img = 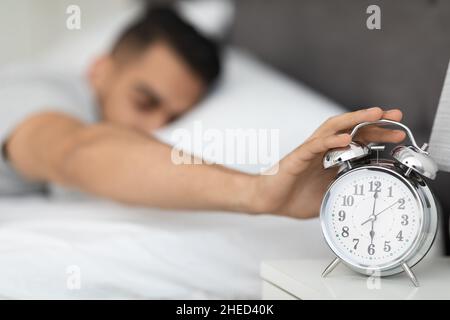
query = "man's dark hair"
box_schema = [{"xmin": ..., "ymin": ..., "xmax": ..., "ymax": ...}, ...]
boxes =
[{"xmin": 112, "ymin": 5, "xmax": 221, "ymax": 86}]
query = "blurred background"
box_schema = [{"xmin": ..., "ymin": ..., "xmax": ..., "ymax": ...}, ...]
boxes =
[
  {"xmin": 1, "ymin": 0, "xmax": 450, "ymax": 252},
  {"xmin": 2, "ymin": 0, "xmax": 450, "ymax": 133},
  {"xmin": 0, "ymin": 0, "xmax": 136, "ymax": 66}
]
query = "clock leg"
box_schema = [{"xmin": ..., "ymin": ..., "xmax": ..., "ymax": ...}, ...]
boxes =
[
  {"xmin": 401, "ymin": 262, "xmax": 420, "ymax": 287},
  {"xmin": 321, "ymin": 257, "xmax": 341, "ymax": 278}
]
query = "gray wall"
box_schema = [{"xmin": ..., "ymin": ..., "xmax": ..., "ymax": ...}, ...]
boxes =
[{"xmin": 231, "ymin": 0, "xmax": 450, "ymax": 139}]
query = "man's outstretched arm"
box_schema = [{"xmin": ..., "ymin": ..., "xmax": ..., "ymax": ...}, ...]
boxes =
[
  {"xmin": 5, "ymin": 112, "xmax": 254, "ymax": 212},
  {"xmin": 5, "ymin": 108, "xmax": 406, "ymax": 218}
]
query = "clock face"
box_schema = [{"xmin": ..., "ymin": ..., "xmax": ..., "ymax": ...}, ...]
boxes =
[{"xmin": 321, "ymin": 167, "xmax": 423, "ymax": 270}]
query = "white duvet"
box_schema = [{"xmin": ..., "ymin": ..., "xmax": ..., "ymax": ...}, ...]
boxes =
[{"xmin": 0, "ymin": 197, "xmax": 334, "ymax": 299}]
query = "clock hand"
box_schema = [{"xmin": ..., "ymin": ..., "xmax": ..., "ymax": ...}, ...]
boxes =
[
  {"xmin": 369, "ymin": 192, "xmax": 378, "ymax": 244},
  {"xmin": 370, "ymin": 221, "xmax": 375, "ymax": 244},
  {"xmin": 371, "ymin": 191, "xmax": 378, "ymax": 215},
  {"xmin": 361, "ymin": 198, "xmax": 401, "ymax": 226},
  {"xmin": 361, "ymin": 216, "xmax": 373, "ymax": 226},
  {"xmin": 373, "ymin": 199, "xmax": 401, "ymax": 218}
]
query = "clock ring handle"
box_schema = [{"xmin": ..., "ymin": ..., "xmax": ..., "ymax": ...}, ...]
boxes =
[{"xmin": 350, "ymin": 119, "xmax": 427, "ymax": 153}]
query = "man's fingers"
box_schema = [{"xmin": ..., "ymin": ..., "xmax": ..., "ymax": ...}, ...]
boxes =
[
  {"xmin": 353, "ymin": 108, "xmax": 404, "ymax": 143},
  {"xmin": 356, "ymin": 128, "xmax": 406, "ymax": 144},
  {"xmin": 316, "ymin": 107, "xmax": 384, "ymax": 136},
  {"xmin": 313, "ymin": 108, "xmax": 404, "ymax": 138},
  {"xmin": 382, "ymin": 109, "xmax": 403, "ymax": 122},
  {"xmin": 283, "ymin": 108, "xmax": 405, "ymax": 175},
  {"xmin": 302, "ymin": 134, "xmax": 351, "ymax": 158},
  {"xmin": 283, "ymin": 134, "xmax": 351, "ymax": 174}
]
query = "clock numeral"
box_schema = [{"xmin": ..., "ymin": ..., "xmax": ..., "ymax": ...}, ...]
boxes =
[
  {"xmin": 396, "ymin": 230, "xmax": 404, "ymax": 241},
  {"xmin": 352, "ymin": 238, "xmax": 359, "ymax": 250},
  {"xmin": 341, "ymin": 226, "xmax": 349, "ymax": 238},
  {"xmin": 401, "ymin": 214, "xmax": 409, "ymax": 226},
  {"xmin": 388, "ymin": 186, "xmax": 393, "ymax": 198},
  {"xmin": 369, "ymin": 181, "xmax": 382, "ymax": 193},
  {"xmin": 338, "ymin": 210, "xmax": 346, "ymax": 221},
  {"xmin": 342, "ymin": 195, "xmax": 354, "ymax": 207},
  {"xmin": 398, "ymin": 198, "xmax": 406, "ymax": 210},
  {"xmin": 384, "ymin": 241, "xmax": 391, "ymax": 252},
  {"xmin": 368, "ymin": 244, "xmax": 375, "ymax": 256},
  {"xmin": 353, "ymin": 184, "xmax": 364, "ymax": 196}
]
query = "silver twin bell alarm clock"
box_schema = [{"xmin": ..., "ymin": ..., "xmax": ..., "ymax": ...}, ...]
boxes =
[{"xmin": 320, "ymin": 119, "xmax": 439, "ymax": 287}]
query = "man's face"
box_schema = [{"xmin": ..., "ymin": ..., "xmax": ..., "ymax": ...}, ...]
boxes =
[{"xmin": 91, "ymin": 41, "xmax": 206, "ymax": 133}]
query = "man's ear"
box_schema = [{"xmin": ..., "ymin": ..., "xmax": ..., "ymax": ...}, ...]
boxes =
[{"xmin": 88, "ymin": 55, "xmax": 115, "ymax": 95}]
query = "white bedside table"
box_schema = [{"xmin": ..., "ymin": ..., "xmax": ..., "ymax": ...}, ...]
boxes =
[{"xmin": 260, "ymin": 257, "xmax": 450, "ymax": 300}]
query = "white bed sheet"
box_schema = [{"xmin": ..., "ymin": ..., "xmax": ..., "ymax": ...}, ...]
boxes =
[{"xmin": 0, "ymin": 197, "xmax": 332, "ymax": 299}]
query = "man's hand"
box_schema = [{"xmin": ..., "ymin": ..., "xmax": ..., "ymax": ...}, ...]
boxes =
[{"xmin": 250, "ymin": 107, "xmax": 405, "ymax": 218}]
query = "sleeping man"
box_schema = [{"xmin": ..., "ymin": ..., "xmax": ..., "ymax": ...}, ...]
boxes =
[{"xmin": 0, "ymin": 6, "xmax": 406, "ymax": 219}]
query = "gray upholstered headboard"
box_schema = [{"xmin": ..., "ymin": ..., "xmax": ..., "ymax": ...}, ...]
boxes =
[
  {"xmin": 230, "ymin": 0, "xmax": 450, "ymax": 138},
  {"xmin": 229, "ymin": 0, "xmax": 450, "ymax": 253}
]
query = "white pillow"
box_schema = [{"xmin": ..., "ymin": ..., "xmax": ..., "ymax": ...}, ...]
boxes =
[{"xmin": 155, "ymin": 48, "xmax": 344, "ymax": 174}]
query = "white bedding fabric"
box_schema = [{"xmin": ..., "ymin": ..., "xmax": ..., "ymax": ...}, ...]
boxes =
[
  {"xmin": 0, "ymin": 197, "xmax": 333, "ymax": 299},
  {"xmin": 0, "ymin": 196, "xmax": 442, "ymax": 299}
]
